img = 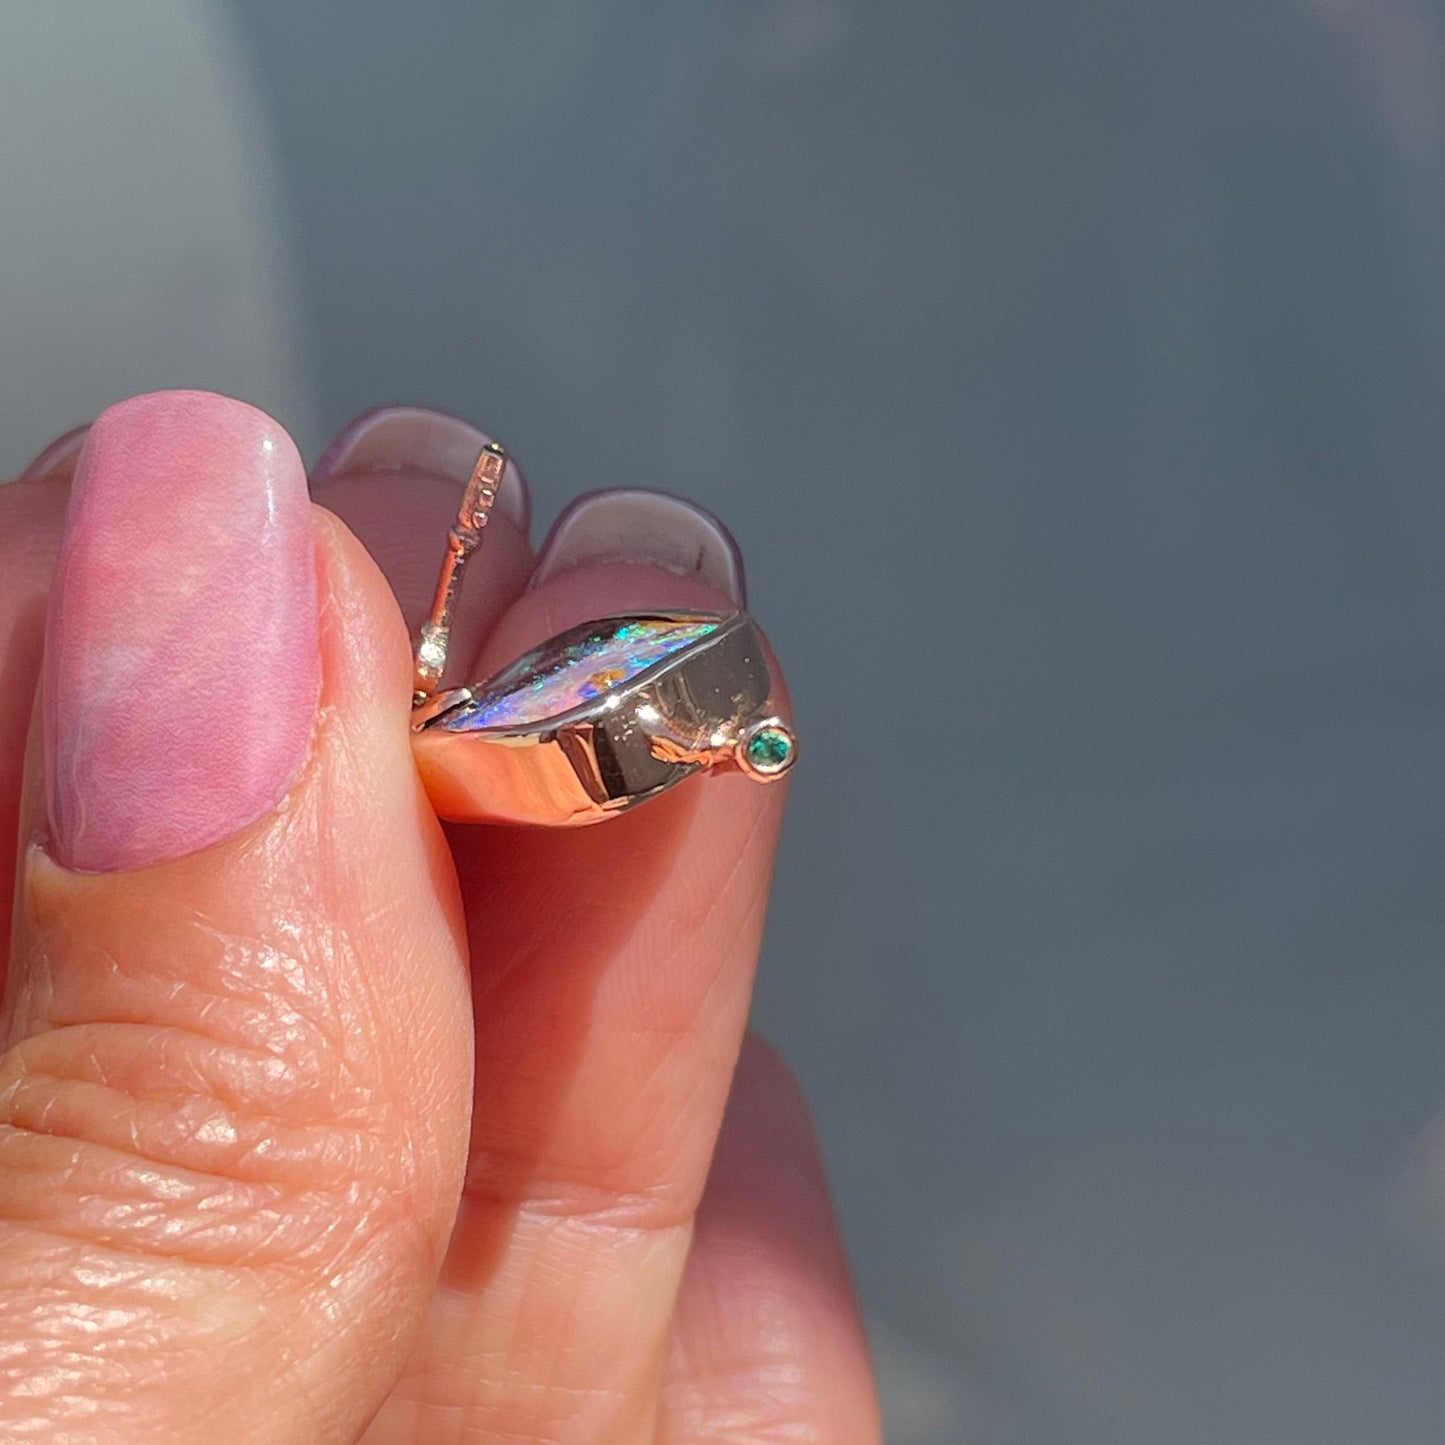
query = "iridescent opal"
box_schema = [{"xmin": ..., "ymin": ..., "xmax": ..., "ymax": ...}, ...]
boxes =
[{"xmin": 441, "ymin": 616, "xmax": 720, "ymax": 731}]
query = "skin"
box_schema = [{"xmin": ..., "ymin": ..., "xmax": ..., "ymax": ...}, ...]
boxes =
[{"xmin": 0, "ymin": 431, "xmax": 881, "ymax": 1443}]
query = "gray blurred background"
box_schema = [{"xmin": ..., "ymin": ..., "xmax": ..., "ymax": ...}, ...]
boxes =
[{"xmin": 5, "ymin": 2, "xmax": 1445, "ymax": 1440}]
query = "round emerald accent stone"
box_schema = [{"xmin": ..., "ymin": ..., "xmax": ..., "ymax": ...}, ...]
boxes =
[{"xmin": 744, "ymin": 726, "xmax": 793, "ymax": 772}]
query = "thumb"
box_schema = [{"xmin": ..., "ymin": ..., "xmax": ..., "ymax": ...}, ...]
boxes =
[{"xmin": 0, "ymin": 393, "xmax": 472, "ymax": 1443}]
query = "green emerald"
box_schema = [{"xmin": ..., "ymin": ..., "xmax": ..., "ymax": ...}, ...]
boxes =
[{"xmin": 745, "ymin": 727, "xmax": 792, "ymax": 770}]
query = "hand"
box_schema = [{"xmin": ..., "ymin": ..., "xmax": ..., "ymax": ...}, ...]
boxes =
[{"xmin": 0, "ymin": 393, "xmax": 880, "ymax": 1442}]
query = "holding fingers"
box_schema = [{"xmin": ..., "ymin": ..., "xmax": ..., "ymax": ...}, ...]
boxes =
[{"xmin": 0, "ymin": 393, "xmax": 878, "ymax": 1444}]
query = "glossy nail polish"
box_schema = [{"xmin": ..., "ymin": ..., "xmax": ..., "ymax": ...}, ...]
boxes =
[
  {"xmin": 44, "ymin": 391, "xmax": 318, "ymax": 872},
  {"xmin": 530, "ymin": 490, "xmax": 746, "ymax": 604}
]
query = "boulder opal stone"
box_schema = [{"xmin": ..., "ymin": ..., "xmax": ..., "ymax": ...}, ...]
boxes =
[{"xmin": 441, "ymin": 616, "xmax": 721, "ymax": 731}]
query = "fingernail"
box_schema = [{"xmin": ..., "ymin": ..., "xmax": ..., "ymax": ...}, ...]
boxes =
[
  {"xmin": 530, "ymin": 489, "xmax": 745, "ymax": 604},
  {"xmin": 19, "ymin": 424, "xmax": 90, "ymax": 481},
  {"xmin": 44, "ymin": 391, "xmax": 318, "ymax": 872},
  {"xmin": 311, "ymin": 404, "xmax": 530, "ymax": 531}
]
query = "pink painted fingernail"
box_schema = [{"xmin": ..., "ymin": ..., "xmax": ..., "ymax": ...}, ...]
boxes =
[
  {"xmin": 44, "ymin": 391, "xmax": 318, "ymax": 872},
  {"xmin": 19, "ymin": 424, "xmax": 90, "ymax": 481},
  {"xmin": 530, "ymin": 490, "xmax": 746, "ymax": 604},
  {"xmin": 311, "ymin": 404, "xmax": 530, "ymax": 531}
]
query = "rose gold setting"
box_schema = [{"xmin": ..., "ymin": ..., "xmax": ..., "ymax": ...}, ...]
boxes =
[{"xmin": 411, "ymin": 439, "xmax": 796, "ymax": 826}]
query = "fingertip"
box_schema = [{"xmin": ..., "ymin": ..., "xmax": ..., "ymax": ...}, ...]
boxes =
[{"xmin": 531, "ymin": 489, "xmax": 745, "ymax": 604}]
